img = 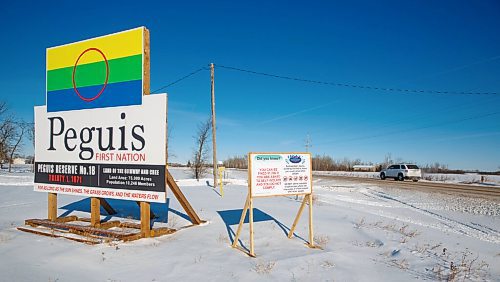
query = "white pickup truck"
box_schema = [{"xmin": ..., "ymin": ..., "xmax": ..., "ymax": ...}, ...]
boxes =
[{"xmin": 380, "ymin": 164, "xmax": 421, "ymax": 182}]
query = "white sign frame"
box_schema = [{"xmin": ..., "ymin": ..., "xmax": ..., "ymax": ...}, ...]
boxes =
[
  {"xmin": 34, "ymin": 94, "xmax": 167, "ymax": 203},
  {"xmin": 249, "ymin": 152, "xmax": 312, "ymax": 197}
]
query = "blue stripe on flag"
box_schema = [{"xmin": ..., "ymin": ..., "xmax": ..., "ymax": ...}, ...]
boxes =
[{"xmin": 47, "ymin": 80, "xmax": 143, "ymax": 112}]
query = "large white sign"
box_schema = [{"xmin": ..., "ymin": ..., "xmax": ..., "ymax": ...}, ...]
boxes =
[
  {"xmin": 34, "ymin": 94, "xmax": 167, "ymax": 203},
  {"xmin": 249, "ymin": 152, "xmax": 312, "ymax": 197}
]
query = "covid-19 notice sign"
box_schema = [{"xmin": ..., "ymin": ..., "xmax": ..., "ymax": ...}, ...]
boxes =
[{"xmin": 249, "ymin": 152, "xmax": 312, "ymax": 197}]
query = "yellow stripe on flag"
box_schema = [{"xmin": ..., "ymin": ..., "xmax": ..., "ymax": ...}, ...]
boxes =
[{"xmin": 47, "ymin": 27, "xmax": 143, "ymax": 71}]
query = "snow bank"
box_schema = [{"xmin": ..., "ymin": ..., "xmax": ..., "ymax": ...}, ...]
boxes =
[{"xmin": 0, "ymin": 167, "xmax": 498, "ymax": 281}]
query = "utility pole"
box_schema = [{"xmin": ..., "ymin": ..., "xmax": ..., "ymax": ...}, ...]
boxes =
[
  {"xmin": 305, "ymin": 134, "xmax": 312, "ymax": 152},
  {"xmin": 210, "ymin": 63, "xmax": 218, "ymax": 187}
]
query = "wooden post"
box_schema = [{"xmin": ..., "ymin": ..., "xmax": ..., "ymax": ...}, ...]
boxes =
[
  {"xmin": 141, "ymin": 27, "xmax": 152, "ymax": 238},
  {"xmin": 232, "ymin": 195, "xmax": 250, "ymax": 248},
  {"xmin": 210, "ymin": 63, "xmax": 218, "ymax": 187},
  {"xmin": 219, "ymin": 169, "xmax": 224, "ymax": 197},
  {"xmin": 48, "ymin": 193, "xmax": 57, "ymax": 221},
  {"xmin": 143, "ymin": 27, "xmax": 150, "ymax": 95},
  {"xmin": 249, "ymin": 196, "xmax": 255, "ymax": 257},
  {"xmin": 164, "ymin": 93, "xmax": 169, "ymax": 199},
  {"xmin": 140, "ymin": 201, "xmax": 151, "ymax": 238},
  {"xmin": 308, "ymin": 193, "xmax": 315, "ymax": 247},
  {"xmin": 288, "ymin": 195, "xmax": 308, "ymax": 238},
  {"xmin": 90, "ymin": 197, "xmax": 100, "ymax": 227}
]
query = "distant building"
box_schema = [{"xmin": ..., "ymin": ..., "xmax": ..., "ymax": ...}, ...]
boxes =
[
  {"xmin": 12, "ymin": 158, "xmax": 27, "ymax": 165},
  {"xmin": 353, "ymin": 165, "xmax": 376, "ymax": 172}
]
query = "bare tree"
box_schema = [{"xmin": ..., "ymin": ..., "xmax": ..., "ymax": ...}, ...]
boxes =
[
  {"xmin": 0, "ymin": 101, "xmax": 30, "ymax": 171},
  {"xmin": 8, "ymin": 122, "xmax": 29, "ymax": 172},
  {"xmin": 26, "ymin": 122, "xmax": 35, "ymax": 172},
  {"xmin": 0, "ymin": 101, "xmax": 10, "ymax": 165},
  {"xmin": 0, "ymin": 101, "xmax": 7, "ymax": 117},
  {"xmin": 191, "ymin": 118, "xmax": 211, "ymax": 181},
  {"xmin": 0, "ymin": 117, "xmax": 16, "ymax": 169},
  {"xmin": 166, "ymin": 126, "xmax": 177, "ymax": 165}
]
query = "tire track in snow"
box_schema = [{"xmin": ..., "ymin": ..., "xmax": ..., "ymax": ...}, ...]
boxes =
[{"xmin": 365, "ymin": 188, "xmax": 500, "ymax": 243}]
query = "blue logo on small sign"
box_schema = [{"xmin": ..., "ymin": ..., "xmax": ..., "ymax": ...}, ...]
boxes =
[{"xmin": 288, "ymin": 155, "xmax": 302, "ymax": 163}]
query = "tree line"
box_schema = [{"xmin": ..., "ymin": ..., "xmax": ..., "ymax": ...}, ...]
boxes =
[
  {"xmin": 219, "ymin": 153, "xmax": 499, "ymax": 174},
  {"xmin": 168, "ymin": 118, "xmax": 500, "ymax": 176},
  {"xmin": 221, "ymin": 154, "xmax": 375, "ymax": 171}
]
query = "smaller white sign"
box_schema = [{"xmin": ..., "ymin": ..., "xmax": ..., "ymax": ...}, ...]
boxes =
[{"xmin": 249, "ymin": 152, "xmax": 312, "ymax": 197}]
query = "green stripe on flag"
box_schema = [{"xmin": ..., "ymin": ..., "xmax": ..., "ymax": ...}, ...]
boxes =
[{"xmin": 47, "ymin": 54, "xmax": 142, "ymax": 91}]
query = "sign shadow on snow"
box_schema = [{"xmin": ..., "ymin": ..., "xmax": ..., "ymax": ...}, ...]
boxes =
[
  {"xmin": 217, "ymin": 208, "xmax": 307, "ymax": 251},
  {"xmin": 60, "ymin": 198, "xmax": 191, "ymax": 225}
]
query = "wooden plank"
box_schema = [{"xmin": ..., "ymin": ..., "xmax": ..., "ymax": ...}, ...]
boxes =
[
  {"xmin": 140, "ymin": 201, "xmax": 151, "ymax": 238},
  {"xmin": 99, "ymin": 220, "xmax": 121, "ymax": 229},
  {"xmin": 231, "ymin": 195, "xmax": 250, "ymax": 248},
  {"xmin": 288, "ymin": 196, "xmax": 308, "ymax": 238},
  {"xmin": 233, "ymin": 245, "xmax": 258, "ymax": 258},
  {"xmin": 120, "ymin": 222, "xmax": 142, "ymax": 229},
  {"xmin": 122, "ymin": 233, "xmax": 143, "ymax": 242},
  {"xmin": 249, "ymin": 196, "xmax": 255, "ymax": 257},
  {"xmin": 166, "ymin": 170, "xmax": 203, "ymax": 224},
  {"xmin": 55, "ymin": 216, "xmax": 78, "ymax": 223},
  {"xmin": 22, "ymin": 218, "xmax": 177, "ymax": 244},
  {"xmin": 48, "ymin": 193, "xmax": 57, "ymax": 221},
  {"xmin": 150, "ymin": 227, "xmax": 176, "ymax": 237},
  {"xmin": 17, "ymin": 227, "xmax": 99, "ymax": 245},
  {"xmin": 308, "ymin": 193, "xmax": 315, "ymax": 247},
  {"xmin": 24, "ymin": 219, "xmax": 137, "ymax": 238},
  {"xmin": 99, "ymin": 198, "xmax": 117, "ymax": 215},
  {"xmin": 143, "ymin": 27, "xmax": 150, "ymax": 95},
  {"xmin": 90, "ymin": 197, "xmax": 101, "ymax": 227},
  {"xmin": 135, "ymin": 201, "xmax": 156, "ymax": 219}
]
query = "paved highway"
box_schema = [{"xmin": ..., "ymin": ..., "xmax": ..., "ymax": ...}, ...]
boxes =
[{"xmin": 314, "ymin": 174, "xmax": 500, "ymax": 199}]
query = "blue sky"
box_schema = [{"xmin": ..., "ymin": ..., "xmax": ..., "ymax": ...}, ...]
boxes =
[{"xmin": 1, "ymin": 1, "xmax": 499, "ymax": 171}]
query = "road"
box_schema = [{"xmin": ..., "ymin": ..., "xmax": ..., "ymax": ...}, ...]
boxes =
[{"xmin": 314, "ymin": 174, "xmax": 500, "ymax": 199}]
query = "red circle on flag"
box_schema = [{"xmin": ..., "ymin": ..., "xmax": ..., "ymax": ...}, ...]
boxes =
[{"xmin": 72, "ymin": 48, "xmax": 109, "ymax": 102}]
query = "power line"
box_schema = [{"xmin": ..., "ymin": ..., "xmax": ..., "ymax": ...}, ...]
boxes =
[
  {"xmin": 151, "ymin": 67, "xmax": 208, "ymax": 94},
  {"xmin": 215, "ymin": 64, "xmax": 499, "ymax": 96}
]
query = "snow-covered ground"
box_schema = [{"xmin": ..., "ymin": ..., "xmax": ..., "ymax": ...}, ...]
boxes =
[{"xmin": 0, "ymin": 166, "xmax": 499, "ymax": 281}]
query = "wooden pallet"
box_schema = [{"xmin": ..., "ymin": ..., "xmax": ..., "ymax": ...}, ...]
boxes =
[{"xmin": 18, "ymin": 216, "xmax": 176, "ymax": 244}]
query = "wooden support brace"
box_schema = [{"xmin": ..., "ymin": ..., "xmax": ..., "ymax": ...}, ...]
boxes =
[
  {"xmin": 140, "ymin": 201, "xmax": 151, "ymax": 238},
  {"xmin": 48, "ymin": 193, "xmax": 57, "ymax": 221},
  {"xmin": 288, "ymin": 195, "xmax": 308, "ymax": 238},
  {"xmin": 166, "ymin": 170, "xmax": 203, "ymax": 224},
  {"xmin": 232, "ymin": 195, "xmax": 250, "ymax": 248},
  {"xmin": 99, "ymin": 198, "xmax": 117, "ymax": 215}
]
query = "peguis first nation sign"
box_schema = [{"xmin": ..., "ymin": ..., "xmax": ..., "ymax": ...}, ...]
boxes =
[{"xmin": 34, "ymin": 27, "xmax": 168, "ymax": 203}]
